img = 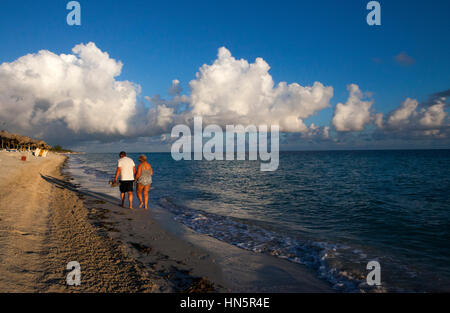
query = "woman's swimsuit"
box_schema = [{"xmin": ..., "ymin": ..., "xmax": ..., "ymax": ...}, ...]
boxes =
[{"xmin": 137, "ymin": 166, "xmax": 152, "ymax": 186}]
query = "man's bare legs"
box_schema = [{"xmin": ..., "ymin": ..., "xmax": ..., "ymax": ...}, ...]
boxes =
[
  {"xmin": 127, "ymin": 191, "xmax": 133, "ymax": 209},
  {"xmin": 143, "ymin": 185, "xmax": 150, "ymax": 210},
  {"xmin": 136, "ymin": 184, "xmax": 144, "ymax": 209},
  {"xmin": 120, "ymin": 192, "xmax": 134, "ymax": 209}
]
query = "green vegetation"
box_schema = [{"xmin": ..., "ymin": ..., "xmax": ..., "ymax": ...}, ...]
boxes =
[{"xmin": 50, "ymin": 144, "xmax": 74, "ymax": 153}]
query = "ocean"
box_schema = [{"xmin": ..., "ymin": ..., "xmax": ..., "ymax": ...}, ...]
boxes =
[{"xmin": 64, "ymin": 150, "xmax": 450, "ymax": 292}]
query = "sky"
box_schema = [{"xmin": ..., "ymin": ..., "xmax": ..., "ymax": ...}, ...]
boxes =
[{"xmin": 0, "ymin": 0, "xmax": 449, "ymax": 151}]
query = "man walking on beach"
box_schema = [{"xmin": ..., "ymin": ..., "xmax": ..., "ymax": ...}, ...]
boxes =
[{"xmin": 113, "ymin": 151, "xmax": 136, "ymax": 209}]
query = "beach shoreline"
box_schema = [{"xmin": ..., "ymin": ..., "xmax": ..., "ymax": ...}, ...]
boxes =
[
  {"xmin": 0, "ymin": 151, "xmax": 226, "ymax": 292},
  {"xmin": 0, "ymin": 151, "xmax": 333, "ymax": 293}
]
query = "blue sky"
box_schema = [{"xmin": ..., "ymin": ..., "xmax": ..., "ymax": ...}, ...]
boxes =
[{"xmin": 0, "ymin": 0, "xmax": 449, "ymax": 150}]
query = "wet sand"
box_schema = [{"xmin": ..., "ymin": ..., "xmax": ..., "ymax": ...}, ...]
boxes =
[{"xmin": 0, "ymin": 151, "xmax": 332, "ymax": 292}]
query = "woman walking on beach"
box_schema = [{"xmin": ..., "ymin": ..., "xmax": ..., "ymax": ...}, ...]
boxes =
[{"xmin": 135, "ymin": 154, "xmax": 153, "ymax": 210}]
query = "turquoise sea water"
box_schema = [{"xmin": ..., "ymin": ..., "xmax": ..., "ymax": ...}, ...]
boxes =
[{"xmin": 65, "ymin": 150, "xmax": 450, "ymax": 292}]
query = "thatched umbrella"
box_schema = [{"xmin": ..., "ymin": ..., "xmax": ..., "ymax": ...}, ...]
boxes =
[
  {"xmin": 13, "ymin": 134, "xmax": 33, "ymax": 150},
  {"xmin": 0, "ymin": 130, "xmax": 18, "ymax": 149},
  {"xmin": 0, "ymin": 130, "xmax": 50, "ymax": 150},
  {"xmin": 0, "ymin": 130, "xmax": 11, "ymax": 149}
]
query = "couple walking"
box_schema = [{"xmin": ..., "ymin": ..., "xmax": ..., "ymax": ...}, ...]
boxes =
[{"xmin": 113, "ymin": 151, "xmax": 153, "ymax": 210}]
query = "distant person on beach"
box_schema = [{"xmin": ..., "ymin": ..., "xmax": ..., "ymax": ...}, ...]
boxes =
[
  {"xmin": 135, "ymin": 154, "xmax": 153, "ymax": 210},
  {"xmin": 113, "ymin": 151, "xmax": 136, "ymax": 209}
]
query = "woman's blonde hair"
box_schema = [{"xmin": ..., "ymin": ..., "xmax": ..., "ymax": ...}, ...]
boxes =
[{"xmin": 138, "ymin": 154, "xmax": 147, "ymax": 162}]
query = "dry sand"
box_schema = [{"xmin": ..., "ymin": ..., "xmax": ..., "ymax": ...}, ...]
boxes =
[{"xmin": 0, "ymin": 150, "xmax": 332, "ymax": 293}]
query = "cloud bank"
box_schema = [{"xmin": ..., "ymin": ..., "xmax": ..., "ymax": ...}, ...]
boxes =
[
  {"xmin": 0, "ymin": 42, "xmax": 448, "ymax": 150},
  {"xmin": 375, "ymin": 96, "xmax": 448, "ymax": 138},
  {"xmin": 0, "ymin": 43, "xmax": 335, "ymax": 143}
]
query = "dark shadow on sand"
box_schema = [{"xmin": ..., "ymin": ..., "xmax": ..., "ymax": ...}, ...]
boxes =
[{"xmin": 40, "ymin": 174, "xmax": 120, "ymax": 206}]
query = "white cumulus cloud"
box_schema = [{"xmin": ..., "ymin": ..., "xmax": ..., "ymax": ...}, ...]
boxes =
[
  {"xmin": 332, "ymin": 84, "xmax": 373, "ymax": 131},
  {"xmin": 386, "ymin": 98, "xmax": 418, "ymax": 128},
  {"xmin": 0, "ymin": 42, "xmax": 139, "ymax": 137},
  {"xmin": 379, "ymin": 97, "xmax": 448, "ymax": 137},
  {"xmin": 419, "ymin": 100, "xmax": 446, "ymax": 128},
  {"xmin": 189, "ymin": 47, "xmax": 333, "ymax": 132}
]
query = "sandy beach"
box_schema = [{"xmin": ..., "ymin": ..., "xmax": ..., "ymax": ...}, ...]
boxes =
[{"xmin": 0, "ymin": 151, "xmax": 332, "ymax": 293}]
